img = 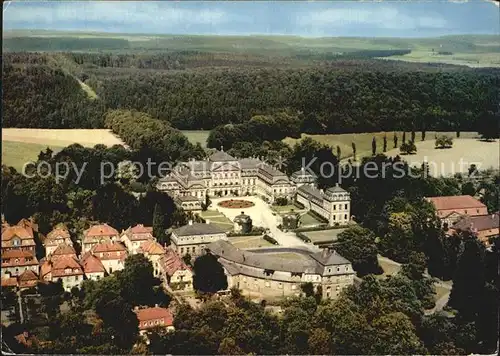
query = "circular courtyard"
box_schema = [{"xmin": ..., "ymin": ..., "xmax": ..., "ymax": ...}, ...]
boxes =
[{"xmin": 217, "ymin": 199, "xmax": 255, "ymax": 209}]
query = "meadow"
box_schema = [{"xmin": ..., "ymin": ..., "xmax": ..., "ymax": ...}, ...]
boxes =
[
  {"xmin": 180, "ymin": 130, "xmax": 210, "ymax": 148},
  {"xmin": 283, "ymin": 131, "xmax": 479, "ymax": 161},
  {"xmin": 2, "ymin": 128, "xmax": 127, "ymax": 171}
]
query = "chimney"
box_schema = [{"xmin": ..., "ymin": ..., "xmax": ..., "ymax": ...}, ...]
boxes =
[
  {"xmin": 155, "ymin": 303, "xmax": 159, "ymax": 308},
  {"xmin": 322, "ymin": 248, "xmax": 329, "ymax": 259},
  {"xmin": 220, "ymin": 145, "xmax": 224, "ymax": 152},
  {"xmin": 188, "ymin": 220, "xmax": 193, "ymax": 225},
  {"xmin": 335, "ymin": 183, "xmax": 339, "ymax": 187},
  {"xmin": 134, "ymin": 306, "xmax": 139, "ymax": 311},
  {"xmin": 206, "ymin": 219, "xmax": 210, "ymax": 224}
]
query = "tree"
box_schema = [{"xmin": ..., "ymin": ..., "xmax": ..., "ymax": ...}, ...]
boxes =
[
  {"xmin": 448, "ymin": 233, "xmax": 485, "ymax": 320},
  {"xmin": 461, "ymin": 181, "xmax": 476, "ymax": 196},
  {"xmin": 402, "ymin": 131, "xmax": 406, "ymax": 143},
  {"xmin": 383, "ymin": 135, "xmax": 387, "ymax": 152},
  {"xmin": 193, "ymin": 253, "xmax": 228, "ymax": 293},
  {"xmin": 371, "ymin": 312, "xmax": 426, "ymax": 355},
  {"xmin": 118, "ymin": 254, "xmax": 159, "ymax": 306},
  {"xmin": 335, "ymin": 225, "xmax": 382, "ymax": 276},
  {"xmin": 411, "ymin": 129, "xmax": 416, "ymax": 143},
  {"xmin": 421, "ymin": 127, "xmax": 426, "ymax": 141},
  {"xmin": 379, "ymin": 212, "xmax": 416, "ymax": 263},
  {"xmin": 435, "ymin": 135, "xmax": 453, "ymax": 149},
  {"xmin": 308, "ymin": 328, "xmax": 331, "ymax": 355},
  {"xmin": 456, "ymin": 129, "xmax": 461, "ymax": 138},
  {"xmin": 400, "ymin": 141, "xmax": 416, "ymax": 155},
  {"xmin": 182, "ymin": 252, "xmax": 192, "ymax": 266},
  {"xmin": 393, "ymin": 132, "xmax": 398, "ymax": 148},
  {"xmin": 152, "ymin": 203, "xmax": 167, "ymax": 244},
  {"xmin": 371, "ymin": 137, "xmax": 376, "ymax": 155},
  {"xmin": 351, "ymin": 142, "xmax": 357, "ymax": 161},
  {"xmin": 336, "ymin": 145, "xmax": 341, "ymax": 160}
]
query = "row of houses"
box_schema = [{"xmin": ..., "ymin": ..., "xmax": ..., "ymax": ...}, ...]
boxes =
[{"xmin": 1, "ymin": 221, "xmax": 193, "ymax": 293}]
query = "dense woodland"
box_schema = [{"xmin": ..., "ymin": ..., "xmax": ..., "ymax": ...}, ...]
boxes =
[{"xmin": 3, "ymin": 52, "xmax": 499, "ymax": 135}]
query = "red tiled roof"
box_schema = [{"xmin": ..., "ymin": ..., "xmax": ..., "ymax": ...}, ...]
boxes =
[
  {"xmin": 2, "ymin": 249, "xmax": 36, "ymax": 259},
  {"xmin": 50, "ymin": 256, "xmax": 84, "ymax": 278},
  {"xmin": 134, "ymin": 307, "xmax": 174, "ymax": 328},
  {"xmin": 1, "ymin": 277, "xmax": 18, "ymax": 287},
  {"xmin": 92, "ymin": 242, "xmax": 127, "ymax": 253},
  {"xmin": 452, "ymin": 213, "xmax": 500, "ymax": 232},
  {"xmin": 1, "ymin": 225, "xmax": 34, "ymax": 241},
  {"xmin": 19, "ymin": 270, "xmax": 39, "ymax": 288},
  {"xmin": 130, "ymin": 224, "xmax": 153, "ymax": 234},
  {"xmin": 84, "ymin": 224, "xmax": 119, "ymax": 238},
  {"xmin": 52, "ymin": 244, "xmax": 76, "ymax": 256},
  {"xmin": 159, "ymin": 249, "xmax": 191, "ymax": 277},
  {"xmin": 80, "ymin": 252, "xmax": 106, "ymax": 274},
  {"xmin": 139, "ymin": 240, "xmax": 165, "ymax": 255},
  {"xmin": 1, "ymin": 250, "xmax": 38, "ymax": 267},
  {"xmin": 46, "ymin": 227, "xmax": 70, "ymax": 241},
  {"xmin": 426, "ymin": 195, "xmax": 486, "ymax": 212}
]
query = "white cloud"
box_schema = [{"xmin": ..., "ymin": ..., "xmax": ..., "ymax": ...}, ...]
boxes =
[
  {"xmin": 295, "ymin": 7, "xmax": 447, "ymax": 31},
  {"xmin": 4, "ymin": 1, "xmax": 228, "ymax": 29}
]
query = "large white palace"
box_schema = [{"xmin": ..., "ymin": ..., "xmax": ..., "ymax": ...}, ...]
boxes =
[{"xmin": 157, "ymin": 149, "xmax": 351, "ymax": 226}]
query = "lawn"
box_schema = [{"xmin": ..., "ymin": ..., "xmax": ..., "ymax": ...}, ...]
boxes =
[
  {"xmin": 283, "ymin": 131, "xmax": 478, "ymax": 161},
  {"xmin": 2, "ymin": 140, "xmax": 64, "ymax": 171},
  {"xmin": 231, "ymin": 235, "xmax": 274, "ymax": 249},
  {"xmin": 377, "ymin": 256, "xmax": 402, "ymax": 277},
  {"xmin": 198, "ymin": 210, "xmax": 233, "ymax": 230},
  {"xmin": 302, "ymin": 228, "xmax": 347, "ymax": 245},
  {"xmin": 299, "ymin": 212, "xmax": 327, "ymax": 227},
  {"xmin": 181, "ymin": 130, "xmax": 210, "ymax": 148},
  {"xmin": 271, "ymin": 205, "xmax": 302, "ymax": 213}
]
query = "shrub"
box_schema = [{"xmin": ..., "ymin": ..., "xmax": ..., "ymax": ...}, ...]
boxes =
[
  {"xmin": 435, "ymin": 135, "xmax": 453, "ymax": 149},
  {"xmin": 263, "ymin": 234, "xmax": 278, "ymax": 245},
  {"xmin": 400, "ymin": 141, "xmax": 417, "ymax": 154},
  {"xmin": 274, "ymin": 197, "xmax": 288, "ymax": 206}
]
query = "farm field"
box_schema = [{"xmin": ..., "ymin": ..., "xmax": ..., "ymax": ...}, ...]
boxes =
[
  {"xmin": 384, "ymin": 138, "xmax": 500, "ymax": 176},
  {"xmin": 181, "ymin": 130, "xmax": 210, "ymax": 148},
  {"xmin": 2, "ymin": 141, "xmax": 64, "ymax": 172},
  {"xmin": 2, "ymin": 128, "xmax": 126, "ymax": 147},
  {"xmin": 283, "ymin": 131, "xmax": 478, "ymax": 160}
]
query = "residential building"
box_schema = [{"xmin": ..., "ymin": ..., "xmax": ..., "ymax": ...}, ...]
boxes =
[
  {"xmin": 1, "ymin": 223, "xmax": 36, "ymax": 254},
  {"xmin": 50, "ymin": 244, "xmax": 77, "ymax": 261},
  {"xmin": 296, "ymin": 183, "xmax": 351, "ymax": 227},
  {"xmin": 426, "ymin": 195, "xmax": 489, "ymax": 226},
  {"xmin": 207, "ymin": 240, "xmax": 355, "ymax": 300},
  {"xmin": 138, "ymin": 240, "xmax": 166, "ymax": 277},
  {"xmin": 121, "ymin": 224, "xmax": 154, "ymax": 254},
  {"xmin": 44, "ymin": 226, "xmax": 72, "ymax": 256},
  {"xmin": 80, "ymin": 252, "xmax": 106, "ymax": 281},
  {"xmin": 158, "ymin": 248, "xmax": 193, "ymax": 290},
  {"xmin": 1, "ymin": 249, "xmax": 39, "ymax": 278},
  {"xmin": 170, "ymin": 220, "xmax": 227, "ymax": 256},
  {"xmin": 134, "ymin": 306, "xmax": 175, "ymax": 335},
  {"xmin": 91, "ymin": 242, "xmax": 128, "ymax": 274},
  {"xmin": 40, "ymin": 256, "xmax": 85, "ymax": 291},
  {"xmin": 82, "ymin": 224, "xmax": 120, "ymax": 252},
  {"xmin": 18, "ymin": 270, "xmax": 39, "ymax": 290},
  {"xmin": 450, "ymin": 212, "xmax": 499, "ymax": 245},
  {"xmin": 157, "ymin": 149, "xmax": 296, "ymax": 203}
]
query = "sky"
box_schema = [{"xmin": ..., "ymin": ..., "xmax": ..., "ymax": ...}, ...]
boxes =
[{"xmin": 3, "ymin": 1, "xmax": 499, "ymax": 38}]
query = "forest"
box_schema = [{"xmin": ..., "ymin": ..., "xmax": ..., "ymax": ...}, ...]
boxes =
[{"xmin": 3, "ymin": 52, "xmax": 499, "ymax": 134}]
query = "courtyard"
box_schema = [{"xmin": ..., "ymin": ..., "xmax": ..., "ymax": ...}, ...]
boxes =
[{"xmin": 208, "ymin": 196, "xmax": 312, "ymax": 248}]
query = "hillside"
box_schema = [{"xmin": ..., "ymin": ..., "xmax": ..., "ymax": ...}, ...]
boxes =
[{"xmin": 3, "ymin": 31, "xmax": 500, "ymax": 67}]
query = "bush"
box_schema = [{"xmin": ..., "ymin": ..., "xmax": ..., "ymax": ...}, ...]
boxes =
[
  {"xmin": 274, "ymin": 197, "xmax": 288, "ymax": 206},
  {"xmin": 435, "ymin": 135, "xmax": 453, "ymax": 149},
  {"xmin": 263, "ymin": 234, "xmax": 278, "ymax": 245},
  {"xmin": 296, "ymin": 232, "xmax": 311, "ymax": 243},
  {"xmin": 400, "ymin": 141, "xmax": 417, "ymax": 154}
]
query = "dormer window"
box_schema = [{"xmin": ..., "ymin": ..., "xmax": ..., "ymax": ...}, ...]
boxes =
[{"xmin": 12, "ymin": 238, "xmax": 20, "ymax": 246}]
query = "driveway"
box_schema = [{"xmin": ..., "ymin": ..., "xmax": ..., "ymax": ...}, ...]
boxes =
[{"xmin": 209, "ymin": 196, "xmax": 313, "ymax": 248}]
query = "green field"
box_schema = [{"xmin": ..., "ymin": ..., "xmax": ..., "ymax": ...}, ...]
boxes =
[
  {"xmin": 302, "ymin": 228, "xmax": 348, "ymax": 244},
  {"xmin": 299, "ymin": 212, "xmax": 327, "ymax": 226},
  {"xmin": 284, "ymin": 131, "xmax": 478, "ymax": 161},
  {"xmin": 2, "ymin": 140, "xmax": 64, "ymax": 171},
  {"xmin": 198, "ymin": 210, "xmax": 233, "ymax": 230},
  {"xmin": 181, "ymin": 130, "xmax": 210, "ymax": 148},
  {"xmin": 3, "ymin": 30, "xmax": 499, "ymax": 67},
  {"xmin": 231, "ymin": 235, "xmax": 273, "ymax": 249}
]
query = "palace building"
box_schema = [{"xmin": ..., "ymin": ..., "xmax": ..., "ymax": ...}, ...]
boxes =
[
  {"xmin": 157, "ymin": 149, "xmax": 295, "ymax": 203},
  {"xmin": 157, "ymin": 149, "xmax": 351, "ymax": 227}
]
